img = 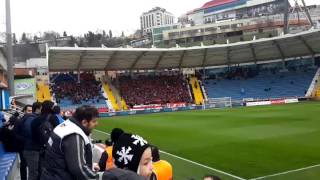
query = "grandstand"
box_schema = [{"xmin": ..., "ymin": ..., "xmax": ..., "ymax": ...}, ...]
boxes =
[
  {"xmin": 46, "ymin": 29, "xmax": 320, "ymax": 111},
  {"xmin": 203, "ymin": 61, "xmax": 317, "ymax": 100},
  {"xmin": 50, "ymin": 73, "xmax": 107, "ymax": 109}
]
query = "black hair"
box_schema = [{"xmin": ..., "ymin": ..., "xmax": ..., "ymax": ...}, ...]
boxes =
[
  {"xmin": 110, "ymin": 128, "xmax": 124, "ymax": 144},
  {"xmin": 73, "ymin": 105, "xmax": 99, "ymax": 122},
  {"xmin": 22, "ymin": 104, "xmax": 32, "ymax": 112},
  {"xmin": 52, "ymin": 105, "xmax": 61, "ymax": 114},
  {"xmin": 105, "ymin": 139, "xmax": 112, "ymax": 146},
  {"xmin": 32, "ymin": 102, "xmax": 42, "ymax": 113},
  {"xmin": 41, "ymin": 100, "xmax": 54, "ymax": 114},
  {"xmin": 151, "ymin": 145, "xmax": 160, "ymax": 162}
]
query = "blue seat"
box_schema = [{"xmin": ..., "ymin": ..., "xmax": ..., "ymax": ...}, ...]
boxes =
[
  {"xmin": 0, "ymin": 150, "xmax": 16, "ymax": 180},
  {"xmin": 205, "ymin": 69, "xmax": 317, "ymax": 100}
]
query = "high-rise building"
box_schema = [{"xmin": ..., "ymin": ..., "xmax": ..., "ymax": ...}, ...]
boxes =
[{"xmin": 140, "ymin": 7, "xmax": 175, "ymax": 36}]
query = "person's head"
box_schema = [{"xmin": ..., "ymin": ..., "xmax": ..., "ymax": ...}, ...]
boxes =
[
  {"xmin": 32, "ymin": 102, "xmax": 42, "ymax": 114},
  {"xmin": 41, "ymin": 100, "xmax": 54, "ymax": 115},
  {"xmin": 105, "ymin": 139, "xmax": 112, "ymax": 146},
  {"xmin": 113, "ymin": 133, "xmax": 153, "ymax": 179},
  {"xmin": 110, "ymin": 128, "xmax": 124, "ymax": 145},
  {"xmin": 73, "ymin": 105, "xmax": 99, "ymax": 134},
  {"xmin": 203, "ymin": 175, "xmax": 222, "ymax": 180},
  {"xmin": 52, "ymin": 105, "xmax": 61, "ymax": 115},
  {"xmin": 23, "ymin": 105, "xmax": 33, "ymax": 114},
  {"xmin": 151, "ymin": 145, "xmax": 160, "ymax": 162}
]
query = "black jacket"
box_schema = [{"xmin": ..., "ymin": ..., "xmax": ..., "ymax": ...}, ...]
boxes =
[
  {"xmin": 16, "ymin": 113, "xmax": 40, "ymax": 151},
  {"xmin": 41, "ymin": 118, "xmax": 97, "ymax": 180}
]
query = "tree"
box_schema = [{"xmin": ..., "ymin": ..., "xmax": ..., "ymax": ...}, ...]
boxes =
[
  {"xmin": 109, "ymin": 30, "xmax": 113, "ymax": 39},
  {"xmin": 33, "ymin": 35, "xmax": 38, "ymax": 42},
  {"xmin": 68, "ymin": 36, "xmax": 77, "ymax": 47},
  {"xmin": 42, "ymin": 31, "xmax": 60, "ymax": 41},
  {"xmin": 121, "ymin": 31, "xmax": 125, "ymax": 38},
  {"xmin": 20, "ymin": 32, "xmax": 30, "ymax": 43},
  {"xmin": 63, "ymin": 31, "xmax": 68, "ymax": 37},
  {"xmin": 102, "ymin": 30, "xmax": 106, "ymax": 38}
]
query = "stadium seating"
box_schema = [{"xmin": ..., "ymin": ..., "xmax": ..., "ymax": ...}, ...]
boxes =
[
  {"xmin": 103, "ymin": 83, "xmax": 120, "ymax": 111},
  {"xmin": 118, "ymin": 75, "xmax": 192, "ymax": 107},
  {"xmin": 204, "ymin": 69, "xmax": 317, "ymax": 100},
  {"xmin": 51, "ymin": 73, "xmax": 107, "ymax": 108},
  {"xmin": 0, "ymin": 142, "xmax": 17, "ymax": 180}
]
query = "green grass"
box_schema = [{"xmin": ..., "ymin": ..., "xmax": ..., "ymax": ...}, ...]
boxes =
[{"xmin": 93, "ymin": 102, "xmax": 320, "ymax": 180}]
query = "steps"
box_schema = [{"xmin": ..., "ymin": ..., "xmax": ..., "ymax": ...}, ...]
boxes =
[
  {"xmin": 103, "ymin": 83, "xmax": 120, "ymax": 111},
  {"xmin": 189, "ymin": 77, "xmax": 204, "ymax": 105},
  {"xmin": 36, "ymin": 82, "xmax": 51, "ymax": 102},
  {"xmin": 317, "ymin": 88, "xmax": 320, "ymax": 97}
]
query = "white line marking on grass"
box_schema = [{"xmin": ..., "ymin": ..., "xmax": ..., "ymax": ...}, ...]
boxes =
[
  {"xmin": 249, "ymin": 164, "xmax": 320, "ymax": 180},
  {"xmin": 93, "ymin": 129, "xmax": 246, "ymax": 180}
]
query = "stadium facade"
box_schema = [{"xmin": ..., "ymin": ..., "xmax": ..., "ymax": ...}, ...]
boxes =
[
  {"xmin": 153, "ymin": 0, "xmax": 320, "ymax": 47},
  {"xmin": 140, "ymin": 7, "xmax": 175, "ymax": 36}
]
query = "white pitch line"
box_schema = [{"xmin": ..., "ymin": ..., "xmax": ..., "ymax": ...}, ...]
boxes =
[
  {"xmin": 93, "ymin": 129, "xmax": 246, "ymax": 180},
  {"xmin": 249, "ymin": 164, "xmax": 320, "ymax": 180}
]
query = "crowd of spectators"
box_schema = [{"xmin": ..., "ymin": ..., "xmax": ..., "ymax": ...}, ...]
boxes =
[
  {"xmin": 118, "ymin": 74, "xmax": 192, "ymax": 107},
  {"xmin": 52, "ymin": 73, "xmax": 104, "ymax": 105}
]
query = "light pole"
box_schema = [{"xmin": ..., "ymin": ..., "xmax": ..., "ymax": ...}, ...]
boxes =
[{"xmin": 6, "ymin": 0, "xmax": 15, "ymax": 96}]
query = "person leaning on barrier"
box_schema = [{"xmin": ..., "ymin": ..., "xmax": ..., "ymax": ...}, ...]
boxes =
[{"xmin": 41, "ymin": 105, "xmax": 144, "ymax": 180}]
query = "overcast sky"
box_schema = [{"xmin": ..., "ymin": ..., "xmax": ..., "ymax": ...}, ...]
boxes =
[{"xmin": 0, "ymin": 0, "xmax": 319, "ymax": 38}]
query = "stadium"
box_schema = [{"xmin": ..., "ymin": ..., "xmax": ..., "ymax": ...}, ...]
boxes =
[{"xmin": 1, "ymin": 0, "xmax": 320, "ymax": 180}]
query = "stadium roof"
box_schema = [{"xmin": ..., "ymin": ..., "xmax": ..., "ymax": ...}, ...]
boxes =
[
  {"xmin": 201, "ymin": 0, "xmax": 238, "ymax": 9},
  {"xmin": 48, "ymin": 29, "xmax": 320, "ymax": 72}
]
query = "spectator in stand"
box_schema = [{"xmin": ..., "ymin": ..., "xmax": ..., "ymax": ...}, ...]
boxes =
[
  {"xmin": 151, "ymin": 145, "xmax": 173, "ymax": 180},
  {"xmin": 41, "ymin": 105, "xmax": 101, "ymax": 180},
  {"xmin": 22, "ymin": 102, "xmax": 42, "ymax": 180},
  {"xmin": 99, "ymin": 128, "xmax": 124, "ymax": 171},
  {"xmin": 31, "ymin": 100, "xmax": 55, "ymax": 177},
  {"xmin": 42, "ymin": 105, "xmax": 144, "ymax": 180},
  {"xmin": 119, "ymin": 74, "xmax": 191, "ymax": 107},
  {"xmin": 113, "ymin": 133, "xmax": 153, "ymax": 179},
  {"xmin": 49, "ymin": 105, "xmax": 64, "ymax": 128},
  {"xmin": 52, "ymin": 73, "xmax": 103, "ymax": 106},
  {"xmin": 14, "ymin": 104, "xmax": 33, "ymax": 180}
]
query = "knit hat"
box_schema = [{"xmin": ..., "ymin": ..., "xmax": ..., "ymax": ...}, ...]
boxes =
[{"xmin": 113, "ymin": 133, "xmax": 150, "ymax": 173}]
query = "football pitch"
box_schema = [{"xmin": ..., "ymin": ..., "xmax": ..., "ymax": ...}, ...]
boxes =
[{"xmin": 92, "ymin": 102, "xmax": 320, "ymax": 180}]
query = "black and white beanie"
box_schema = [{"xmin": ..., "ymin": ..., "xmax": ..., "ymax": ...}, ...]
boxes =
[{"xmin": 113, "ymin": 133, "xmax": 150, "ymax": 173}]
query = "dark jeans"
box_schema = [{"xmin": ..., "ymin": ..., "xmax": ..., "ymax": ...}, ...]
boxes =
[
  {"xmin": 23, "ymin": 150, "xmax": 40, "ymax": 180},
  {"xmin": 19, "ymin": 151, "xmax": 27, "ymax": 180}
]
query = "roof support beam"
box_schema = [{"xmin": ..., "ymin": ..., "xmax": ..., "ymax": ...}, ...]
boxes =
[
  {"xmin": 154, "ymin": 51, "xmax": 166, "ymax": 69},
  {"xmin": 178, "ymin": 50, "xmax": 186, "ymax": 69},
  {"xmin": 273, "ymin": 40, "xmax": 286, "ymax": 69},
  {"xmin": 77, "ymin": 51, "xmax": 86, "ymax": 70},
  {"xmin": 226, "ymin": 47, "xmax": 231, "ymax": 67},
  {"xmin": 201, "ymin": 48, "xmax": 208, "ymax": 67},
  {"xmin": 273, "ymin": 40, "xmax": 285, "ymax": 59},
  {"xmin": 249, "ymin": 44, "xmax": 257, "ymax": 64},
  {"xmin": 297, "ymin": 36, "xmax": 315, "ymax": 55},
  {"xmin": 105, "ymin": 51, "xmax": 117, "ymax": 70},
  {"xmin": 131, "ymin": 51, "xmax": 147, "ymax": 70}
]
